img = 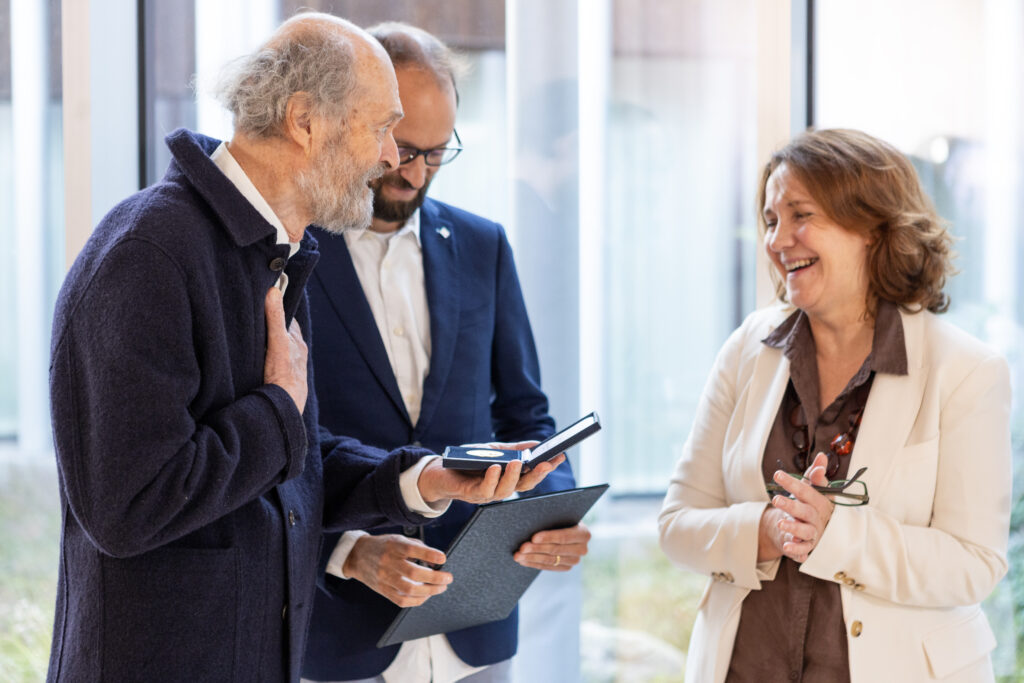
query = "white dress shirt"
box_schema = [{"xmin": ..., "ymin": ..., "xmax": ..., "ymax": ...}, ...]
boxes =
[
  {"xmin": 343, "ymin": 216, "xmax": 432, "ymax": 426},
  {"xmin": 321, "ymin": 211, "xmax": 484, "ymax": 683}
]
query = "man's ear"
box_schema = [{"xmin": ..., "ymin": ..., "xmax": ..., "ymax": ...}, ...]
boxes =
[{"xmin": 282, "ymin": 92, "xmax": 315, "ymax": 155}]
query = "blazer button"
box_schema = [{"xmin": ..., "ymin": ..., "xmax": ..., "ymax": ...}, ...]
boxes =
[
  {"xmin": 288, "ymin": 509, "xmax": 297, "ymax": 527},
  {"xmin": 269, "ymin": 257, "xmax": 286, "ymax": 272},
  {"xmin": 850, "ymin": 620, "xmax": 863, "ymax": 637},
  {"xmin": 854, "ymin": 583, "xmax": 865, "ymax": 591},
  {"xmin": 403, "ymin": 526, "xmax": 418, "ymax": 537},
  {"xmin": 834, "ymin": 571, "xmax": 847, "ymax": 581},
  {"xmin": 411, "ymin": 441, "xmax": 422, "ymax": 447},
  {"xmin": 843, "ymin": 577, "xmax": 855, "ymax": 586},
  {"xmin": 725, "ymin": 572, "xmax": 735, "ymax": 583}
]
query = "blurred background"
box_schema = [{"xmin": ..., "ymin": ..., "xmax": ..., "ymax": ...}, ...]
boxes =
[{"xmin": 2, "ymin": 0, "xmax": 1024, "ymax": 680}]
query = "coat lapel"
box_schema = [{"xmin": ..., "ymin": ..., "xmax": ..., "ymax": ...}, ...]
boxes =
[
  {"xmin": 416, "ymin": 200, "xmax": 460, "ymax": 432},
  {"xmin": 733, "ymin": 342, "xmax": 791, "ymax": 502},
  {"xmin": 310, "ymin": 232, "xmax": 409, "ymax": 422},
  {"xmin": 848, "ymin": 309, "xmax": 927, "ymax": 494}
]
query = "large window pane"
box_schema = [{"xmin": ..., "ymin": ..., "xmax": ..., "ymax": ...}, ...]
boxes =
[
  {"xmin": 0, "ymin": 0, "xmax": 62, "ymax": 441},
  {"xmin": 814, "ymin": 1, "xmax": 1023, "ymax": 678},
  {"xmin": 1, "ymin": 0, "xmax": 63, "ymax": 678},
  {"xmin": 580, "ymin": 2, "xmax": 761, "ymax": 680},
  {"xmin": 598, "ymin": 0, "xmax": 759, "ymax": 494},
  {"xmin": 0, "ymin": 0, "xmax": 14, "ymax": 439}
]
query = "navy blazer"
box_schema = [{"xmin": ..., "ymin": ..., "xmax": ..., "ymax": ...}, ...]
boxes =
[
  {"xmin": 302, "ymin": 198, "xmax": 574, "ymax": 679},
  {"xmin": 47, "ymin": 129, "xmax": 432, "ymax": 683}
]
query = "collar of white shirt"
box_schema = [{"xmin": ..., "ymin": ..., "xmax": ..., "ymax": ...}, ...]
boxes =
[
  {"xmin": 210, "ymin": 142, "xmax": 299, "ymax": 259},
  {"xmin": 345, "ymin": 209, "xmax": 423, "ymax": 248}
]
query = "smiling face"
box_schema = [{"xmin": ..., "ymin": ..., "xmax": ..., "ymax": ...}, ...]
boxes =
[{"xmin": 762, "ymin": 162, "xmax": 873, "ymax": 324}]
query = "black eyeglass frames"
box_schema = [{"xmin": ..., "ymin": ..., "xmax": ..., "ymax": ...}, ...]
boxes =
[{"xmin": 396, "ymin": 129, "xmax": 463, "ymax": 167}]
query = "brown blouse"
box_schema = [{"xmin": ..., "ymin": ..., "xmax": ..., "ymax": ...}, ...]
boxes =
[{"xmin": 725, "ymin": 302, "xmax": 907, "ymax": 683}]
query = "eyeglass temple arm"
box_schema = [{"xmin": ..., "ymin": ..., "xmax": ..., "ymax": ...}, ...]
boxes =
[
  {"xmin": 765, "ymin": 466, "xmax": 868, "ymax": 493},
  {"xmin": 763, "ymin": 484, "xmax": 868, "ymax": 504},
  {"xmin": 831, "ymin": 466, "xmax": 868, "ymax": 491}
]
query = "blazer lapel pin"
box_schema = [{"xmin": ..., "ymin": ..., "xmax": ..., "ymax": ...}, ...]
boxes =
[{"xmin": 436, "ymin": 226, "xmax": 451, "ymax": 239}]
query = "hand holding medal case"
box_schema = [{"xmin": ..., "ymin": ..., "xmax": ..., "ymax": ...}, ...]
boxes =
[{"xmin": 441, "ymin": 412, "xmax": 601, "ymax": 472}]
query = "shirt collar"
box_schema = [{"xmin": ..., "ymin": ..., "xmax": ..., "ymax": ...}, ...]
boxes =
[
  {"xmin": 211, "ymin": 142, "xmax": 298, "ymax": 257},
  {"xmin": 868, "ymin": 300, "xmax": 909, "ymax": 375},
  {"xmin": 762, "ymin": 300, "xmax": 908, "ymax": 376},
  {"xmin": 346, "ymin": 209, "xmax": 423, "ymax": 248}
]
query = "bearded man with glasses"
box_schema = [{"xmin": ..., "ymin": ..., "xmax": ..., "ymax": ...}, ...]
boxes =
[{"xmin": 301, "ymin": 22, "xmax": 587, "ymax": 683}]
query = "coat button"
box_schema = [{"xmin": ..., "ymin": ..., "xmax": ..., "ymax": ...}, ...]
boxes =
[
  {"xmin": 850, "ymin": 620, "xmax": 863, "ymax": 637},
  {"xmin": 834, "ymin": 571, "xmax": 847, "ymax": 581},
  {"xmin": 269, "ymin": 257, "xmax": 286, "ymax": 272},
  {"xmin": 854, "ymin": 583, "xmax": 865, "ymax": 591},
  {"xmin": 725, "ymin": 572, "xmax": 734, "ymax": 583},
  {"xmin": 288, "ymin": 509, "xmax": 296, "ymax": 526},
  {"xmin": 843, "ymin": 577, "xmax": 855, "ymax": 586}
]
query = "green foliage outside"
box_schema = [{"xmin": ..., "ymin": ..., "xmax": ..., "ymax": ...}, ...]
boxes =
[
  {"xmin": 0, "ymin": 464, "xmax": 59, "ymax": 683},
  {"xmin": 582, "ymin": 529, "xmax": 704, "ymax": 682}
]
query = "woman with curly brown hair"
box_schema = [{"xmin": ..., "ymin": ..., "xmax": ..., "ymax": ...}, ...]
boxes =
[{"xmin": 659, "ymin": 129, "xmax": 1010, "ymax": 682}]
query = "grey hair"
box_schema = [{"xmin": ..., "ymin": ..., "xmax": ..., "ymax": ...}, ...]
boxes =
[
  {"xmin": 366, "ymin": 22, "xmax": 469, "ymax": 103},
  {"xmin": 214, "ymin": 24, "xmax": 358, "ymax": 138}
]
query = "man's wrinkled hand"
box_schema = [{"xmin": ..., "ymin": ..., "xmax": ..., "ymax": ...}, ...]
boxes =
[
  {"xmin": 416, "ymin": 443, "xmax": 566, "ymax": 505},
  {"xmin": 263, "ymin": 287, "xmax": 308, "ymax": 413},
  {"xmin": 343, "ymin": 534, "xmax": 451, "ymax": 608}
]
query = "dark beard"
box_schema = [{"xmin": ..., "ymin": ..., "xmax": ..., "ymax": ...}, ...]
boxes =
[{"xmin": 371, "ymin": 175, "xmax": 431, "ymax": 223}]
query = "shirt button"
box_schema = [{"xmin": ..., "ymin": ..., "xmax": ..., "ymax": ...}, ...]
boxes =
[
  {"xmin": 269, "ymin": 257, "xmax": 286, "ymax": 272},
  {"xmin": 850, "ymin": 620, "xmax": 863, "ymax": 637},
  {"xmin": 288, "ymin": 509, "xmax": 296, "ymax": 526},
  {"xmin": 788, "ymin": 671, "xmax": 799, "ymax": 681},
  {"xmin": 394, "ymin": 327, "xmax": 405, "ymax": 336}
]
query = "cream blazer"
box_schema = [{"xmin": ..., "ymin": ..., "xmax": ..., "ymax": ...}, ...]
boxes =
[{"xmin": 659, "ymin": 305, "xmax": 1011, "ymax": 683}]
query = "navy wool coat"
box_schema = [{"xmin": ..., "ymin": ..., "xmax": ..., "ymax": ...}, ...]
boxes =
[
  {"xmin": 47, "ymin": 129, "xmax": 433, "ymax": 682},
  {"xmin": 301, "ymin": 200, "xmax": 574, "ymax": 680}
]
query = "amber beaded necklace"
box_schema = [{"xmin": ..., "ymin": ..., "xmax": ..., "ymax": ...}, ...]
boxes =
[{"xmin": 788, "ymin": 403, "xmax": 864, "ymax": 477}]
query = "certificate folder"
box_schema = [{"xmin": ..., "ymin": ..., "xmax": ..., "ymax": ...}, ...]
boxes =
[{"xmin": 377, "ymin": 483, "xmax": 609, "ymax": 648}]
